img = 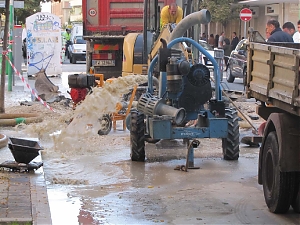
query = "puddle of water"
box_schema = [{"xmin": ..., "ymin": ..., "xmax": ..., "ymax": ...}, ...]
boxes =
[{"xmin": 47, "ymin": 186, "xmax": 82, "ymax": 225}]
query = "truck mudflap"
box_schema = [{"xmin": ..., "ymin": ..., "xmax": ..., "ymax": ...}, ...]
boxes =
[{"xmin": 258, "ymin": 113, "xmax": 300, "ymax": 184}]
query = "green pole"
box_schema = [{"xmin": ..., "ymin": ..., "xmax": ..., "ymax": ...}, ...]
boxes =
[{"xmin": 7, "ymin": 0, "xmax": 13, "ymax": 91}]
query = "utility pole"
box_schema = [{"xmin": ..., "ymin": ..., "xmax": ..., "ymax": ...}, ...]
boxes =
[
  {"xmin": 7, "ymin": 0, "xmax": 13, "ymax": 91},
  {"xmin": 0, "ymin": 0, "xmax": 10, "ymax": 112}
]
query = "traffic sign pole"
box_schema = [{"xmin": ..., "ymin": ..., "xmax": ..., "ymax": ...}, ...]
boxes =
[{"xmin": 244, "ymin": 21, "xmax": 247, "ymax": 40}]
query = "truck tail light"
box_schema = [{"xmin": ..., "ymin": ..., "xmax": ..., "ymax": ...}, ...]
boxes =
[{"xmin": 92, "ymin": 53, "xmax": 115, "ymax": 60}]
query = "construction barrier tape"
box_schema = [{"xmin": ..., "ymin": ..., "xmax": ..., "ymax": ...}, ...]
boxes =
[
  {"xmin": 4, "ymin": 55, "xmax": 55, "ymax": 112},
  {"xmin": 2, "ymin": 49, "xmax": 12, "ymax": 55},
  {"xmin": 15, "ymin": 117, "xmax": 25, "ymax": 124}
]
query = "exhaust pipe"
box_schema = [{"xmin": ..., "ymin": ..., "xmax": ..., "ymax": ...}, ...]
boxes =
[{"xmin": 169, "ymin": 9, "xmax": 211, "ymax": 42}]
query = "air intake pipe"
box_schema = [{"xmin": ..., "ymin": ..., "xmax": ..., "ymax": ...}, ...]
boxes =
[{"xmin": 169, "ymin": 9, "xmax": 211, "ymax": 42}]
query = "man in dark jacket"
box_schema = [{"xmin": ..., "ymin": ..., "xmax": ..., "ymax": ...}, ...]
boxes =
[
  {"xmin": 266, "ymin": 19, "xmax": 294, "ymax": 42},
  {"xmin": 230, "ymin": 32, "xmax": 239, "ymax": 50}
]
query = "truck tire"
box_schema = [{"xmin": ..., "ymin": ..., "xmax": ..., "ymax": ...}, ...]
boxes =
[
  {"xmin": 97, "ymin": 114, "xmax": 112, "ymax": 135},
  {"xmin": 130, "ymin": 109, "xmax": 145, "ymax": 161},
  {"xmin": 222, "ymin": 108, "xmax": 239, "ymax": 160},
  {"xmin": 226, "ymin": 67, "xmax": 235, "ymax": 83},
  {"xmin": 262, "ymin": 131, "xmax": 296, "ymax": 213},
  {"xmin": 291, "ymin": 174, "xmax": 300, "ymax": 213}
]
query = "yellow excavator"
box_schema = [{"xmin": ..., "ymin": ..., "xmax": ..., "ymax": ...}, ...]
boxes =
[{"xmin": 122, "ymin": 0, "xmax": 198, "ymax": 77}]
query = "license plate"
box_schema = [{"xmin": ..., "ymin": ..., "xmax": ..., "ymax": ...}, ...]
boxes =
[{"xmin": 97, "ymin": 60, "xmax": 115, "ymax": 66}]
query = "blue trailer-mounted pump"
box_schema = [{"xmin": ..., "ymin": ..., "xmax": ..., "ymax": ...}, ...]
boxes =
[{"xmin": 129, "ymin": 9, "xmax": 240, "ymax": 165}]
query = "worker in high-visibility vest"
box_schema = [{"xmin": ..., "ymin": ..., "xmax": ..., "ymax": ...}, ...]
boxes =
[
  {"xmin": 63, "ymin": 28, "xmax": 71, "ymax": 57},
  {"xmin": 160, "ymin": 3, "xmax": 183, "ymax": 29}
]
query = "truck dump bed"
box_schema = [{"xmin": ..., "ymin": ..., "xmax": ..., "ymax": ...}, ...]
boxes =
[
  {"xmin": 82, "ymin": 0, "xmax": 172, "ymax": 36},
  {"xmin": 246, "ymin": 42, "xmax": 300, "ymax": 116}
]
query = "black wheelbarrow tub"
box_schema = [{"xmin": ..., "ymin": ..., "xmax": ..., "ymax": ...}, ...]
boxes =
[{"xmin": 8, "ymin": 137, "xmax": 43, "ymax": 164}]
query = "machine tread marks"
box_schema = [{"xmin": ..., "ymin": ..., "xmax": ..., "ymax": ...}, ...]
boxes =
[
  {"xmin": 130, "ymin": 109, "xmax": 145, "ymax": 161},
  {"xmin": 262, "ymin": 131, "xmax": 296, "ymax": 213},
  {"xmin": 222, "ymin": 108, "xmax": 239, "ymax": 160}
]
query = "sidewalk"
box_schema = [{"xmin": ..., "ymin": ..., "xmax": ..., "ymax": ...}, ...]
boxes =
[{"xmin": 0, "ymin": 63, "xmax": 52, "ymax": 224}]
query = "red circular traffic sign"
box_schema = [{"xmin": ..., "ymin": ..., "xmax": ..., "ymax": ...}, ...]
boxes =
[
  {"xmin": 89, "ymin": 8, "xmax": 97, "ymax": 17},
  {"xmin": 240, "ymin": 8, "xmax": 252, "ymax": 21}
]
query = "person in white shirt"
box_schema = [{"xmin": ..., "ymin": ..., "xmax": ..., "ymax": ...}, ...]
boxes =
[
  {"xmin": 218, "ymin": 31, "xmax": 225, "ymax": 48},
  {"xmin": 293, "ymin": 20, "xmax": 300, "ymax": 43}
]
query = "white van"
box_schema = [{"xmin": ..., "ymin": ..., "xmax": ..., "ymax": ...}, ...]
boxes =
[
  {"xmin": 68, "ymin": 25, "xmax": 86, "ymax": 64},
  {"xmin": 71, "ymin": 25, "xmax": 83, "ymax": 38}
]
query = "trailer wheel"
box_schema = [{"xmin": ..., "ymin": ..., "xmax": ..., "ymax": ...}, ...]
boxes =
[
  {"xmin": 291, "ymin": 174, "xmax": 300, "ymax": 213},
  {"xmin": 130, "ymin": 109, "xmax": 145, "ymax": 161},
  {"xmin": 222, "ymin": 108, "xmax": 239, "ymax": 160},
  {"xmin": 262, "ymin": 131, "xmax": 296, "ymax": 213},
  {"xmin": 226, "ymin": 67, "xmax": 235, "ymax": 83},
  {"xmin": 97, "ymin": 114, "xmax": 112, "ymax": 135}
]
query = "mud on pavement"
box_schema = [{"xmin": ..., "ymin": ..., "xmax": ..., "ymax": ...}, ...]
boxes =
[{"xmin": 1, "ymin": 75, "xmax": 299, "ymax": 224}]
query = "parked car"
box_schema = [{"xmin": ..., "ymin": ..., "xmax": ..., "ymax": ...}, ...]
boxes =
[
  {"xmin": 198, "ymin": 40, "xmax": 226, "ymax": 73},
  {"xmin": 226, "ymin": 39, "xmax": 248, "ymax": 83},
  {"xmin": 198, "ymin": 40, "xmax": 214, "ymax": 70},
  {"xmin": 68, "ymin": 36, "xmax": 86, "ymax": 64}
]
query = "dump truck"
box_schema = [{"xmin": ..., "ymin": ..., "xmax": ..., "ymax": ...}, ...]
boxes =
[
  {"xmin": 246, "ymin": 40, "xmax": 300, "ymax": 214},
  {"xmin": 82, "ymin": 0, "xmax": 173, "ymax": 80}
]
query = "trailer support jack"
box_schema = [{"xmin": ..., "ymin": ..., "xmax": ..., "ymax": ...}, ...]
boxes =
[{"xmin": 184, "ymin": 139, "xmax": 200, "ymax": 172}]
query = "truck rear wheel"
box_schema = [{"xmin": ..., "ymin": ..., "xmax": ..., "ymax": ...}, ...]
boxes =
[
  {"xmin": 291, "ymin": 174, "xmax": 300, "ymax": 213},
  {"xmin": 130, "ymin": 109, "xmax": 145, "ymax": 161},
  {"xmin": 222, "ymin": 108, "xmax": 239, "ymax": 160},
  {"xmin": 262, "ymin": 131, "xmax": 296, "ymax": 213}
]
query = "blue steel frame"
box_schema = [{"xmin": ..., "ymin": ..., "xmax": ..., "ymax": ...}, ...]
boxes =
[{"xmin": 146, "ymin": 37, "xmax": 227, "ymax": 140}]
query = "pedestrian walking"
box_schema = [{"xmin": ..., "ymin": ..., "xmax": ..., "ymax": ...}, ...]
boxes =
[
  {"xmin": 218, "ymin": 32, "xmax": 225, "ymax": 49},
  {"xmin": 230, "ymin": 32, "xmax": 239, "ymax": 50},
  {"xmin": 223, "ymin": 38, "xmax": 231, "ymax": 65},
  {"xmin": 200, "ymin": 32, "xmax": 207, "ymax": 41},
  {"xmin": 214, "ymin": 34, "xmax": 219, "ymax": 48},
  {"xmin": 208, "ymin": 34, "xmax": 214, "ymax": 48}
]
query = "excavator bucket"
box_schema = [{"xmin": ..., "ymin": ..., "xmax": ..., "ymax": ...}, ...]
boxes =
[{"xmin": 34, "ymin": 69, "xmax": 60, "ymax": 101}]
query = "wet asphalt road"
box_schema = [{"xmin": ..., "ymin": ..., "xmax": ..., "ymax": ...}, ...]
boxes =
[{"xmin": 38, "ymin": 62, "xmax": 299, "ymax": 224}]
